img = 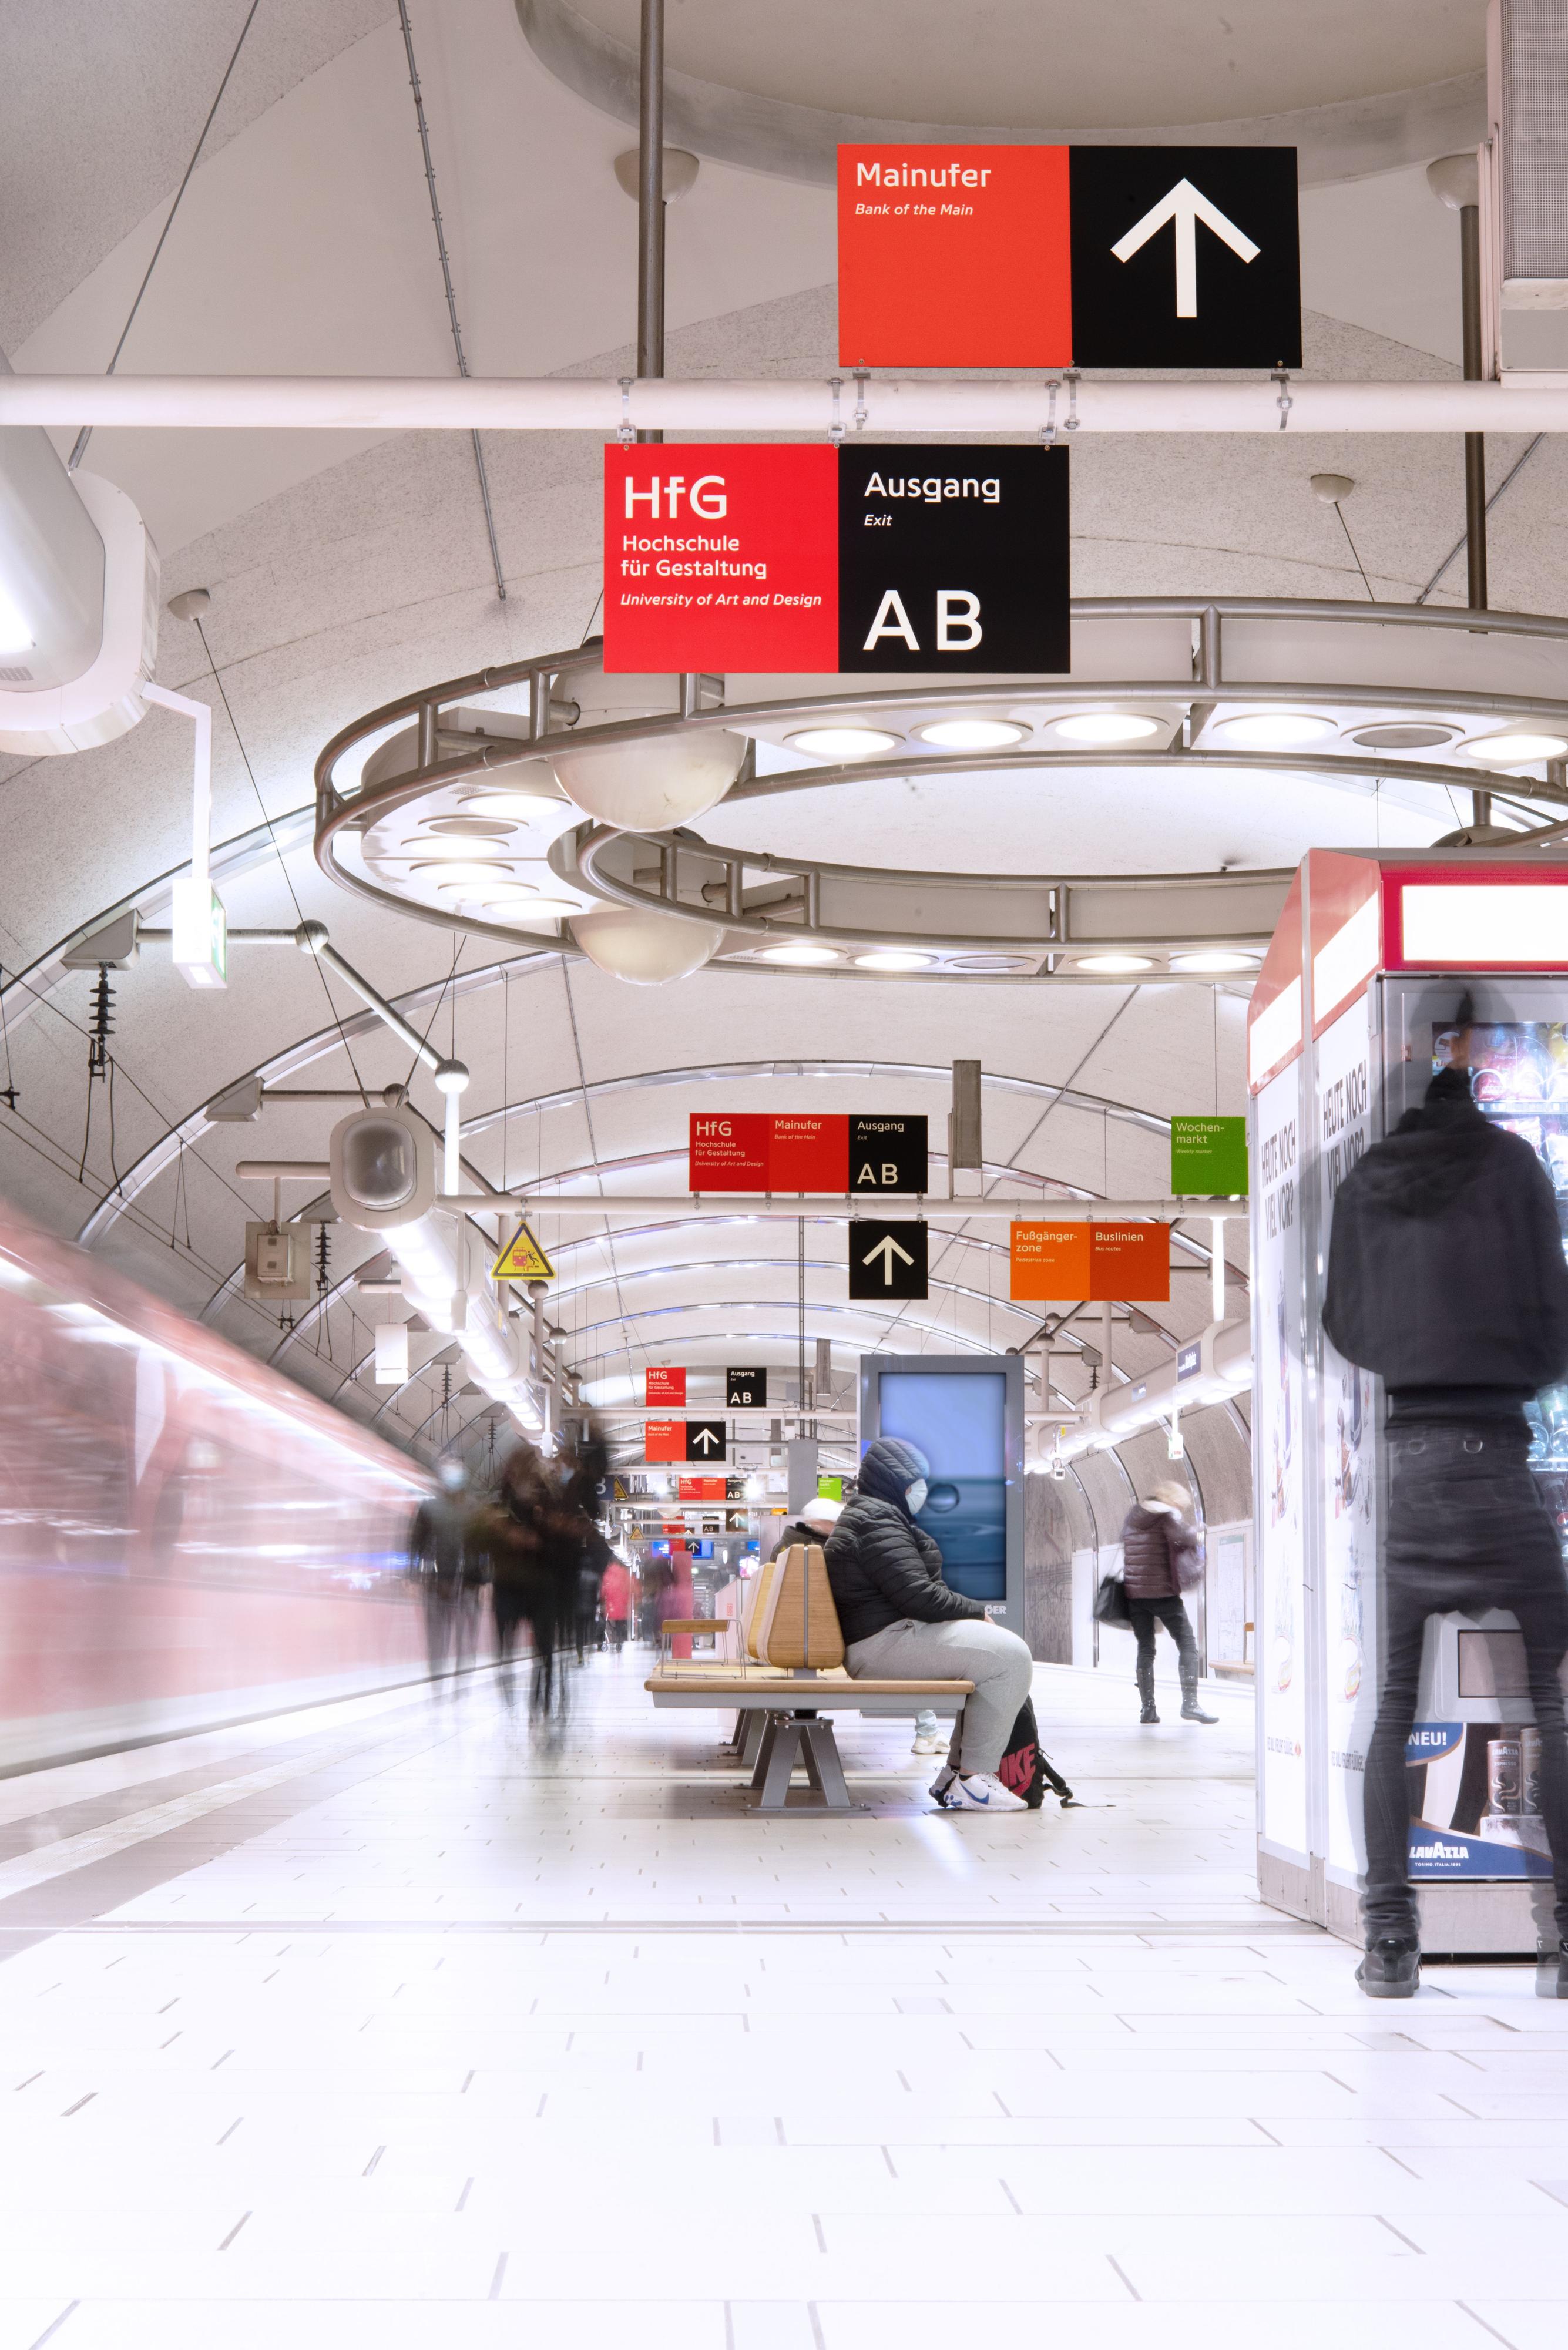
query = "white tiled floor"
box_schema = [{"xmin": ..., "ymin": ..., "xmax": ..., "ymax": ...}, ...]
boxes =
[{"xmin": 0, "ymin": 1649, "xmax": 1562, "ymax": 2346}]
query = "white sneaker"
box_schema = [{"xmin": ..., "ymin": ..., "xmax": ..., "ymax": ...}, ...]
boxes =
[
  {"xmin": 941, "ymin": 1771, "xmax": 1027, "ymax": 1813},
  {"xmin": 911, "ymin": 1732, "xmax": 947, "ymax": 1755},
  {"xmin": 928, "ymin": 1765, "xmax": 958, "ymax": 1802}
]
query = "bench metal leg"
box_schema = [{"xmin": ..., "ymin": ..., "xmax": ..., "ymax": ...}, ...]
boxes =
[
  {"xmin": 750, "ymin": 1713, "xmax": 783, "ymax": 1791},
  {"xmin": 756, "ymin": 1717, "xmax": 802, "ymax": 1810},
  {"xmin": 737, "ymin": 1709, "xmax": 768, "ymax": 1768},
  {"xmin": 753, "ymin": 1714, "xmax": 852, "ymax": 1812},
  {"xmin": 720, "ymin": 1711, "xmax": 744, "ymax": 1757},
  {"xmin": 801, "ymin": 1717, "xmax": 851, "ymax": 1809}
]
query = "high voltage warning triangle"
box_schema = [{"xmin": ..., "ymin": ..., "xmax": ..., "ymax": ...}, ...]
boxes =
[{"xmin": 491, "ymin": 1221, "xmax": 555, "ymax": 1283}]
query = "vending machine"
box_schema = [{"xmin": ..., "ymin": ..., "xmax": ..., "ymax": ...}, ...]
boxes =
[{"xmin": 1248, "ymin": 848, "xmax": 1568, "ymax": 1955}]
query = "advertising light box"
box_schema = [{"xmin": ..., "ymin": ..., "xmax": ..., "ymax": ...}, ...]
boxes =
[{"xmin": 603, "ymin": 445, "xmax": 1067, "ymax": 676}]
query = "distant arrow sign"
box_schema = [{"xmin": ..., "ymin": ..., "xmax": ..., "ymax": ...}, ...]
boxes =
[
  {"xmin": 684, "ymin": 1419, "xmax": 727, "ymax": 1463},
  {"xmin": 848, "ymin": 1218, "xmax": 928, "ymax": 1301},
  {"xmin": 1111, "ymin": 178, "xmax": 1258, "ymax": 317}
]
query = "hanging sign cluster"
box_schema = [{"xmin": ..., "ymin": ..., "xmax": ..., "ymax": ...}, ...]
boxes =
[
  {"xmin": 644, "ymin": 1365, "xmax": 686, "ymax": 1405},
  {"xmin": 689, "ymin": 1113, "xmax": 928, "ymax": 1193},
  {"xmin": 603, "ymin": 444, "xmax": 1067, "ymax": 676},
  {"xmin": 646, "ymin": 1419, "xmax": 728, "ymax": 1464},
  {"xmin": 838, "ymin": 144, "xmax": 1301, "ymax": 368},
  {"xmin": 1009, "ymin": 1220, "xmax": 1170, "ymax": 1302},
  {"xmin": 1169, "ymin": 1114, "xmax": 1248, "ymax": 1194}
]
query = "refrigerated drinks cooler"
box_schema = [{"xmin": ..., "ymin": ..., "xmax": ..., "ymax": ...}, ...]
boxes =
[{"xmin": 1248, "ymin": 848, "xmax": 1568, "ymax": 1955}]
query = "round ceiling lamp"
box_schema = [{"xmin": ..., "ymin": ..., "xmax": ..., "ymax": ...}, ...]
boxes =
[
  {"xmin": 488, "ymin": 895, "xmax": 579, "ymax": 920},
  {"xmin": 459, "ymin": 781, "xmax": 560, "ymax": 816},
  {"xmin": 1218, "ymin": 711, "xmax": 1337, "ymax": 749},
  {"xmin": 914, "ymin": 718, "xmax": 1029, "ymax": 750},
  {"xmin": 1171, "ymin": 950, "xmax": 1260, "ymax": 973},
  {"xmin": 787, "ymin": 726, "xmax": 901, "ymax": 758},
  {"xmin": 760, "ymin": 942, "xmax": 838, "ymax": 965},
  {"xmin": 1053, "ymin": 712, "xmax": 1163, "ymax": 745},
  {"xmin": 1462, "ymin": 729, "xmax": 1568, "ymax": 767},
  {"xmin": 572, "ymin": 902, "xmax": 717, "ymax": 984},
  {"xmin": 1350, "ymin": 721, "xmax": 1457, "ymax": 750},
  {"xmin": 412, "ymin": 860, "xmax": 509, "ymax": 889},
  {"xmin": 854, "ymin": 950, "xmax": 934, "ymax": 971},
  {"xmin": 550, "ymin": 727, "xmax": 747, "ymax": 832},
  {"xmin": 1075, "ymin": 953, "xmax": 1156, "ymax": 972}
]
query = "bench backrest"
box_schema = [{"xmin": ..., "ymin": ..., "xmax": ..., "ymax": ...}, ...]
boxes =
[{"xmin": 753, "ymin": 1542, "xmax": 845, "ymax": 1670}]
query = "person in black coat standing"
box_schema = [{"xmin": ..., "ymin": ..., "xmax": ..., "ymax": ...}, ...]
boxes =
[
  {"xmin": 1324, "ymin": 1035, "xmax": 1568, "ymax": 2000},
  {"xmin": 825, "ymin": 1436, "xmax": 1035, "ymax": 1812},
  {"xmin": 1119, "ymin": 1482, "xmax": 1217, "ymax": 1725}
]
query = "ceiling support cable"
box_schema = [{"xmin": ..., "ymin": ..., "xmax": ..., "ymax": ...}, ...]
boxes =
[
  {"xmin": 68, "ymin": 0, "xmax": 262, "ymax": 472},
  {"xmin": 394, "ymin": 0, "xmax": 507, "ymax": 603}
]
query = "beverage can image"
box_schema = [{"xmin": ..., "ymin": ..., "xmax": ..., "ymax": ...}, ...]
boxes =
[
  {"xmin": 1486, "ymin": 1737, "xmax": 1524, "ymax": 1817},
  {"xmin": 1522, "ymin": 1726, "xmax": 1543, "ymax": 1818}
]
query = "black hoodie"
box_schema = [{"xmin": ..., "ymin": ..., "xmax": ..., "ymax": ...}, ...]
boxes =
[{"xmin": 1322, "ymin": 1064, "xmax": 1568, "ymax": 1418}]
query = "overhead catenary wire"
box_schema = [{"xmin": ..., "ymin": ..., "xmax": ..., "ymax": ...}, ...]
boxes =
[
  {"xmin": 68, "ymin": 0, "xmax": 263, "ymax": 472},
  {"xmin": 393, "ymin": 0, "xmax": 508, "ymax": 605}
]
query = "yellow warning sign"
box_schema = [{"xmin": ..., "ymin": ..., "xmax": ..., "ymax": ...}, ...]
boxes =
[{"xmin": 491, "ymin": 1221, "xmax": 555, "ymax": 1283}]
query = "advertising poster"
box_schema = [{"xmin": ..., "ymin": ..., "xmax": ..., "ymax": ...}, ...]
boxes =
[
  {"xmin": 1254, "ymin": 1058, "xmax": 1307, "ymax": 1856},
  {"xmin": 1406, "ymin": 1721, "xmax": 1553, "ymax": 1879},
  {"xmin": 1315, "ymin": 994, "xmax": 1379, "ymax": 1878}
]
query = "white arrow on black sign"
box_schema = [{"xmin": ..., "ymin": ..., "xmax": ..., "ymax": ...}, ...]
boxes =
[
  {"xmin": 690, "ymin": 1426, "xmax": 721, "ymax": 1454},
  {"xmin": 1111, "ymin": 178, "xmax": 1259, "ymax": 318},
  {"xmin": 862, "ymin": 1233, "xmax": 914, "ymax": 1286}
]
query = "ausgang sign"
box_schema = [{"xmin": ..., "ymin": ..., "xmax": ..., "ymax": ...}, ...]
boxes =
[
  {"xmin": 839, "ymin": 143, "xmax": 1300, "ymax": 370},
  {"xmin": 602, "ymin": 444, "xmax": 1067, "ymax": 675}
]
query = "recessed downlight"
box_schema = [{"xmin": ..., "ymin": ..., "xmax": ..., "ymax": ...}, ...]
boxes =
[
  {"xmin": 1053, "ymin": 712, "xmax": 1162, "ymax": 745},
  {"xmin": 1463, "ymin": 730, "xmax": 1568, "ymax": 768},
  {"xmin": 1076, "ymin": 953, "xmax": 1157, "ymax": 972},
  {"xmin": 915, "ymin": 718, "xmax": 1029, "ymax": 750},
  {"xmin": 1171, "ymin": 950, "xmax": 1261, "ymax": 973},
  {"xmin": 486, "ymin": 895, "xmax": 577, "ymax": 919},
  {"xmin": 1351, "ymin": 722, "xmax": 1458, "ymax": 751},
  {"xmin": 854, "ymin": 950, "xmax": 935, "ymax": 971},
  {"xmin": 419, "ymin": 817, "xmax": 516, "ymax": 840},
  {"xmin": 476, "ymin": 882, "xmax": 538, "ymax": 902},
  {"xmin": 760, "ymin": 942, "xmax": 839, "ymax": 965},
  {"xmin": 787, "ymin": 726, "xmax": 901, "ymax": 758},
  {"xmin": 406, "ymin": 835, "xmax": 509, "ymax": 860},
  {"xmin": 1218, "ymin": 711, "xmax": 1337, "ymax": 749},
  {"xmin": 412, "ymin": 861, "xmax": 509, "ymax": 889},
  {"xmin": 459, "ymin": 788, "xmax": 559, "ymax": 817}
]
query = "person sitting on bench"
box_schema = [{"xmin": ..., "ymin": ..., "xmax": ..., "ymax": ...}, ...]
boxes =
[{"xmin": 825, "ymin": 1436, "xmax": 1035, "ymax": 1812}]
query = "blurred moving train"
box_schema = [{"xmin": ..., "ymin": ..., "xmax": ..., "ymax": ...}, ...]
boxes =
[{"xmin": 0, "ymin": 1197, "xmax": 432, "ymax": 1773}]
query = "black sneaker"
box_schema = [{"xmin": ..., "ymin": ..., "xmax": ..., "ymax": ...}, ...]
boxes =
[{"xmin": 1357, "ymin": 1936, "xmax": 1420, "ymax": 1999}]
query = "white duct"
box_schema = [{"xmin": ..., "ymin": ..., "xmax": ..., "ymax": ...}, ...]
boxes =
[
  {"xmin": 0, "ymin": 351, "xmax": 105, "ymax": 687},
  {"xmin": 1051, "ymin": 1317, "xmax": 1252, "ymax": 1462},
  {"xmin": 385, "ymin": 1208, "xmax": 545, "ymax": 1432},
  {"xmin": 7, "ymin": 375, "xmax": 1568, "ymax": 435}
]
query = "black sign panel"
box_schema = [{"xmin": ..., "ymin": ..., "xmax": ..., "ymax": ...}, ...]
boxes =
[
  {"xmin": 849, "ymin": 1114, "xmax": 928, "ymax": 1194},
  {"xmin": 1069, "ymin": 147, "xmax": 1300, "ymax": 370},
  {"xmin": 684, "ymin": 1419, "xmax": 727, "ymax": 1463},
  {"xmin": 848, "ymin": 1219, "xmax": 928, "ymax": 1301},
  {"xmin": 725, "ymin": 1367, "xmax": 768, "ymax": 1409},
  {"xmin": 837, "ymin": 445, "xmax": 1069, "ymax": 674}
]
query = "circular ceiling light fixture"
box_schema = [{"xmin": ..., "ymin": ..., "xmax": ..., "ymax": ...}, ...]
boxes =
[
  {"xmin": 854, "ymin": 950, "xmax": 935, "ymax": 971},
  {"xmin": 759, "ymin": 942, "xmax": 839, "ymax": 965},
  {"xmin": 411, "ymin": 861, "xmax": 510, "ymax": 890},
  {"xmin": 914, "ymin": 718, "xmax": 1029, "ymax": 751},
  {"xmin": 1218, "ymin": 711, "xmax": 1337, "ymax": 750},
  {"xmin": 948, "ymin": 954, "xmax": 1034, "ymax": 973},
  {"xmin": 486, "ymin": 895, "xmax": 577, "ymax": 920},
  {"xmin": 786, "ymin": 726, "xmax": 901, "ymax": 758},
  {"xmin": 459, "ymin": 787, "xmax": 558, "ymax": 817},
  {"xmin": 1463, "ymin": 729, "xmax": 1568, "ymax": 767},
  {"xmin": 1075, "ymin": 953, "xmax": 1157, "ymax": 972},
  {"xmin": 419, "ymin": 817, "xmax": 517, "ymax": 840},
  {"xmin": 405, "ymin": 834, "xmax": 512, "ymax": 860},
  {"xmin": 475, "ymin": 881, "xmax": 538, "ymax": 903},
  {"xmin": 1053, "ymin": 712, "xmax": 1163, "ymax": 746},
  {"xmin": 573, "ymin": 902, "xmax": 717, "ymax": 985},
  {"xmin": 1170, "ymin": 950, "xmax": 1261, "ymax": 973},
  {"xmin": 1350, "ymin": 721, "xmax": 1458, "ymax": 750},
  {"xmin": 552, "ymin": 727, "xmax": 747, "ymax": 832}
]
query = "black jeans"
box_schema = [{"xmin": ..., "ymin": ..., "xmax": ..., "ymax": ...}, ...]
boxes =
[
  {"xmin": 1128, "ymin": 1595, "xmax": 1200, "ymax": 1699},
  {"xmin": 1364, "ymin": 1423, "xmax": 1568, "ymax": 1943}
]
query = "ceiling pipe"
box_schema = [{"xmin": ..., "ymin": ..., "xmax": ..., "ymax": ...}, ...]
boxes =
[
  {"xmin": 9, "ymin": 376, "xmax": 1568, "ymax": 434},
  {"xmin": 0, "ymin": 351, "xmax": 105, "ymax": 688}
]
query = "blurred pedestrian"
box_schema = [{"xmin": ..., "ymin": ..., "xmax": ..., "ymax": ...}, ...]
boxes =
[
  {"xmin": 408, "ymin": 1458, "xmax": 478, "ymax": 1688},
  {"xmin": 1119, "ymin": 1482, "xmax": 1217, "ymax": 1725},
  {"xmin": 1325, "ymin": 1016, "xmax": 1568, "ymax": 1999},
  {"xmin": 600, "ymin": 1552, "xmax": 632, "ymax": 1650}
]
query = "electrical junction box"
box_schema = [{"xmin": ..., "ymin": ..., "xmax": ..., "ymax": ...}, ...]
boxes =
[{"xmin": 243, "ymin": 1221, "xmax": 317, "ymax": 1301}]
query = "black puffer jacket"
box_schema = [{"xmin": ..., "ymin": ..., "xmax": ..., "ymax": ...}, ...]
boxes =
[
  {"xmin": 1121, "ymin": 1505, "xmax": 1198, "ymax": 1601},
  {"xmin": 824, "ymin": 1437, "xmax": 986, "ymax": 1647}
]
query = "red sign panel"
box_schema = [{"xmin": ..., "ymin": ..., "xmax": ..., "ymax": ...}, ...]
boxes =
[
  {"xmin": 645, "ymin": 1367, "xmax": 686, "ymax": 1406},
  {"xmin": 679, "ymin": 1476, "xmax": 728, "ymax": 1502},
  {"xmin": 769, "ymin": 1114, "xmax": 850, "ymax": 1193},
  {"xmin": 603, "ymin": 444, "xmax": 837, "ymax": 674},
  {"xmin": 644, "ymin": 1419, "xmax": 684, "ymax": 1463},
  {"xmin": 689, "ymin": 1113, "xmax": 772, "ymax": 1190},
  {"xmin": 1009, "ymin": 1220, "xmax": 1170, "ymax": 1302},
  {"xmin": 839, "ymin": 145, "xmax": 1072, "ymax": 368}
]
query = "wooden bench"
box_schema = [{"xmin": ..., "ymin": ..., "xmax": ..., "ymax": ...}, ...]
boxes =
[{"xmin": 644, "ymin": 1542, "xmax": 971, "ymax": 1809}]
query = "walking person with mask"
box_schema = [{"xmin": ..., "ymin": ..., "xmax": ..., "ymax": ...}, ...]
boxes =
[
  {"xmin": 1324, "ymin": 1018, "xmax": 1568, "ymax": 2000},
  {"xmin": 825, "ymin": 1436, "xmax": 1036, "ymax": 1811},
  {"xmin": 1119, "ymin": 1482, "xmax": 1218, "ymax": 1725}
]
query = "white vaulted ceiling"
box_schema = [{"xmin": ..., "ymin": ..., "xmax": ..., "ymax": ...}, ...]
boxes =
[{"xmin": 0, "ymin": 0, "xmax": 1537, "ymax": 1472}]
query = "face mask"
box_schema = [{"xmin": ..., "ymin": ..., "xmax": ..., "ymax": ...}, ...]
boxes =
[{"xmin": 905, "ymin": 1479, "xmax": 928, "ymax": 1516}]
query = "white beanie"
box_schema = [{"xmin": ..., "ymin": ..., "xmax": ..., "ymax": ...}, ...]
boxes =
[{"xmin": 799, "ymin": 1495, "xmax": 843, "ymax": 1531}]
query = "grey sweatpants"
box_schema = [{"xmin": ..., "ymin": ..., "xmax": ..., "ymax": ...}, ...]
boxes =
[{"xmin": 845, "ymin": 1616, "xmax": 1035, "ymax": 1775}]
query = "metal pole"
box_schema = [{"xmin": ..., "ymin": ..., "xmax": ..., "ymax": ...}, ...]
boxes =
[
  {"xmin": 1460, "ymin": 200, "xmax": 1492, "ymax": 828},
  {"xmin": 637, "ymin": 0, "xmax": 664, "ymax": 445}
]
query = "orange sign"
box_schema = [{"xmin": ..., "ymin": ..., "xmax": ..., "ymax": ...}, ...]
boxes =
[
  {"xmin": 644, "ymin": 1419, "xmax": 684, "ymax": 1462},
  {"xmin": 1010, "ymin": 1220, "xmax": 1169, "ymax": 1302}
]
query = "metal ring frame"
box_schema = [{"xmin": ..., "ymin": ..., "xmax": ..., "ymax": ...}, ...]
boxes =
[{"xmin": 314, "ymin": 596, "xmax": 1568, "ymax": 975}]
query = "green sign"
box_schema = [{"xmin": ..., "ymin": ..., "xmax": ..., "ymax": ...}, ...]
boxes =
[
  {"xmin": 1170, "ymin": 1116, "xmax": 1248, "ymax": 1196},
  {"xmin": 816, "ymin": 1475, "xmax": 844, "ymax": 1500}
]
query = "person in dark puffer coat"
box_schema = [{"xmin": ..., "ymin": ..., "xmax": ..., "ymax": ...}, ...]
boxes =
[
  {"xmin": 1119, "ymin": 1481, "xmax": 1216, "ymax": 1725},
  {"xmin": 825, "ymin": 1436, "xmax": 1036, "ymax": 1812}
]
